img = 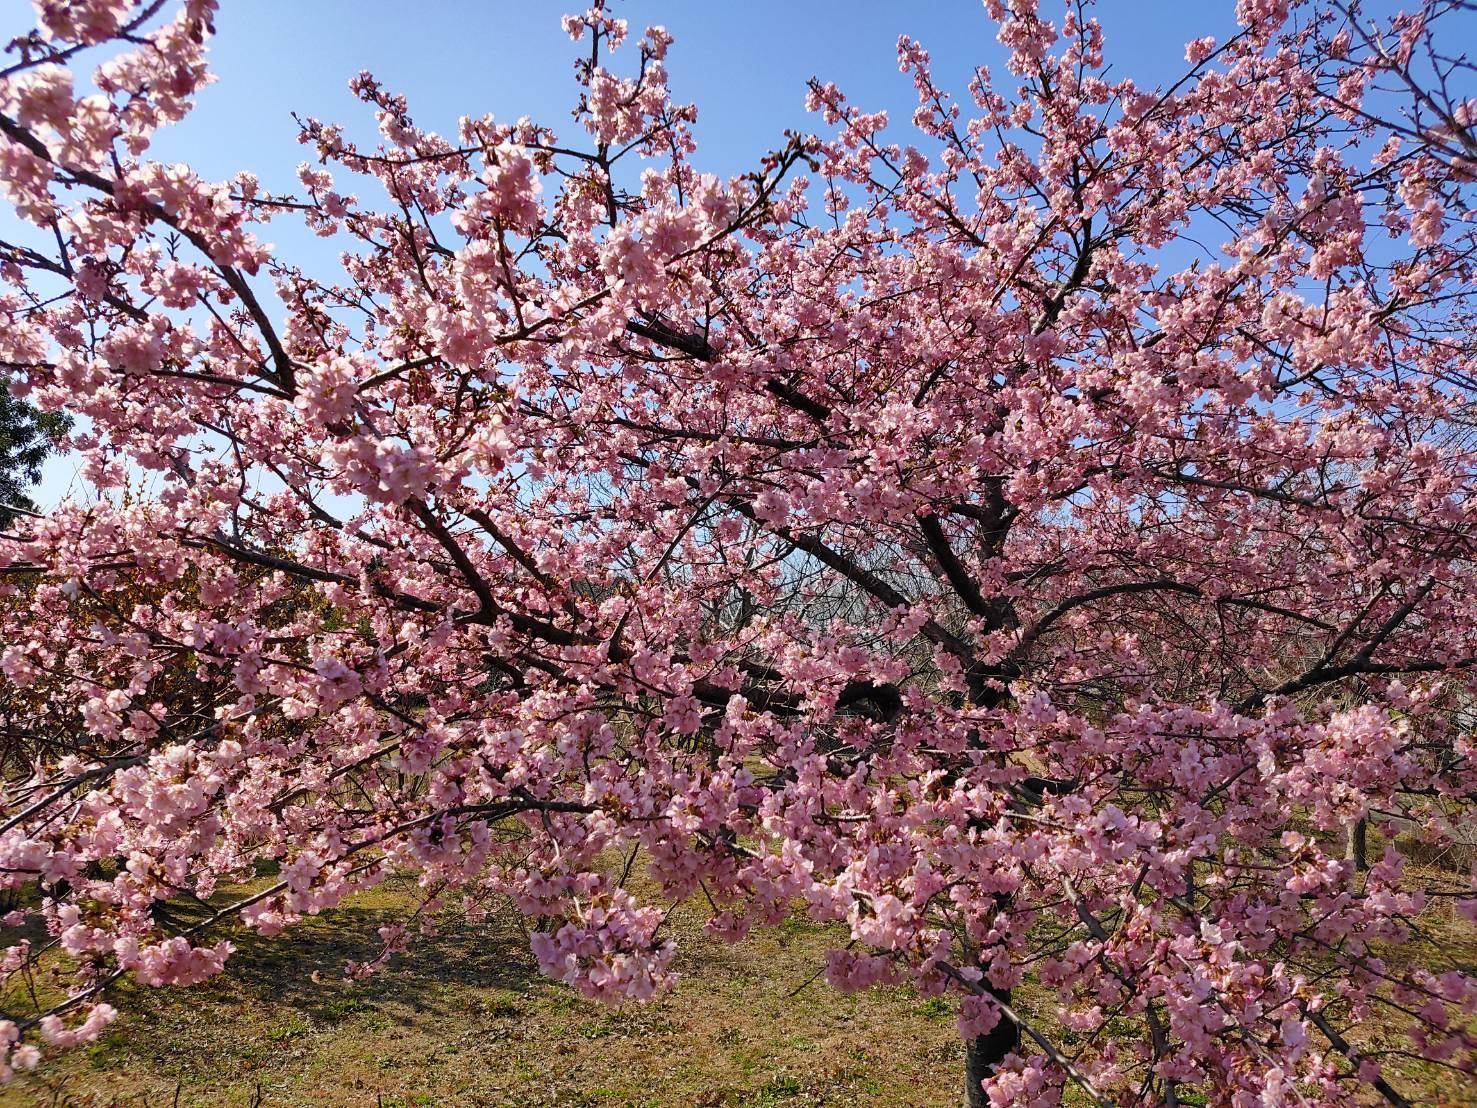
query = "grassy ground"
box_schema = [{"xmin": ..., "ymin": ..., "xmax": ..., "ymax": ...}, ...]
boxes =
[
  {"xmin": 3, "ymin": 837, "xmax": 1475, "ymax": 1106},
  {"xmin": 2, "ymin": 878, "xmax": 967, "ymax": 1108}
]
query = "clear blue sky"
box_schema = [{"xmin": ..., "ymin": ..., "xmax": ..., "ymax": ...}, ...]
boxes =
[
  {"xmin": 11, "ymin": 0, "xmax": 1247, "ymax": 504},
  {"xmin": 9, "ymin": 1, "xmax": 1250, "ymax": 194},
  {"xmin": 16, "ymin": 0, "xmax": 1440, "ymax": 506},
  {"xmin": 157, "ymin": 1, "xmax": 1246, "ymax": 187}
]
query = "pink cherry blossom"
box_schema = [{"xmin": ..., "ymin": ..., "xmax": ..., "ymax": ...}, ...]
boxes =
[{"xmin": 0, "ymin": 2, "xmax": 1474, "ymax": 1104}]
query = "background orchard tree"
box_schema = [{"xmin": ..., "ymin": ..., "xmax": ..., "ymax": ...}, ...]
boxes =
[{"xmin": 1, "ymin": 0, "xmax": 1476, "ymax": 1103}]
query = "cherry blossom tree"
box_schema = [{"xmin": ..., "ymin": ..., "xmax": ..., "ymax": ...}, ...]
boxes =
[{"xmin": 1, "ymin": 0, "xmax": 1476, "ymax": 1103}]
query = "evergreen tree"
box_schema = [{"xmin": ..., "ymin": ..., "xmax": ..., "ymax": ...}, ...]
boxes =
[{"xmin": 0, "ymin": 383, "xmax": 66, "ymax": 528}]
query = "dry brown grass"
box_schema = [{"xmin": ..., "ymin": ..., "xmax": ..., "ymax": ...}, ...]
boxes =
[
  {"xmin": 3, "ymin": 830, "xmax": 1475, "ymax": 1106},
  {"xmin": 1, "ymin": 879, "xmax": 966, "ymax": 1108}
]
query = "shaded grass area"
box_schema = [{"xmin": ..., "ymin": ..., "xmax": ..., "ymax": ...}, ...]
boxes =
[
  {"xmin": 3, "ymin": 881, "xmax": 964, "ymax": 1107},
  {"xmin": 4, "ymin": 831, "xmax": 1476, "ymax": 1105}
]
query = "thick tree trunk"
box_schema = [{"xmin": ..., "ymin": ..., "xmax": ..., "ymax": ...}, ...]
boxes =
[
  {"xmin": 963, "ymin": 988, "xmax": 1021, "ymax": 1108},
  {"xmin": 1346, "ymin": 817, "xmax": 1368, "ymax": 872}
]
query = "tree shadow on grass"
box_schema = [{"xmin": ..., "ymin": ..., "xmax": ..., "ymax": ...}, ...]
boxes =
[
  {"xmin": 219, "ymin": 900, "xmax": 543, "ymax": 1016},
  {"xmin": 55, "ymin": 890, "xmax": 547, "ymax": 1094}
]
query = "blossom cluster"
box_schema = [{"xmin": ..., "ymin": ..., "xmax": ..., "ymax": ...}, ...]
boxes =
[{"xmin": 0, "ymin": 0, "xmax": 1474, "ymax": 1103}]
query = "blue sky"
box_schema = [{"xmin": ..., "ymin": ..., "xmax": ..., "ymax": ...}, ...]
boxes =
[
  {"xmin": 12, "ymin": 0, "xmax": 1251, "ymax": 505},
  {"xmin": 6, "ymin": 1, "xmax": 1254, "ymax": 219},
  {"xmin": 34, "ymin": 0, "xmax": 1473, "ymax": 508},
  {"xmin": 146, "ymin": 1, "xmax": 1244, "ymax": 185}
]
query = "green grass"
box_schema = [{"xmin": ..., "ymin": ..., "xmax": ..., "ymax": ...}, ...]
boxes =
[
  {"xmin": 3, "ymin": 884, "xmax": 965, "ymax": 1107},
  {"xmin": 3, "ymin": 839, "xmax": 1474, "ymax": 1106}
]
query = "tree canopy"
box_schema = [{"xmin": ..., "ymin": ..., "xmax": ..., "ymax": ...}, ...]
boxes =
[{"xmin": 0, "ymin": 1, "xmax": 1475, "ymax": 1103}]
